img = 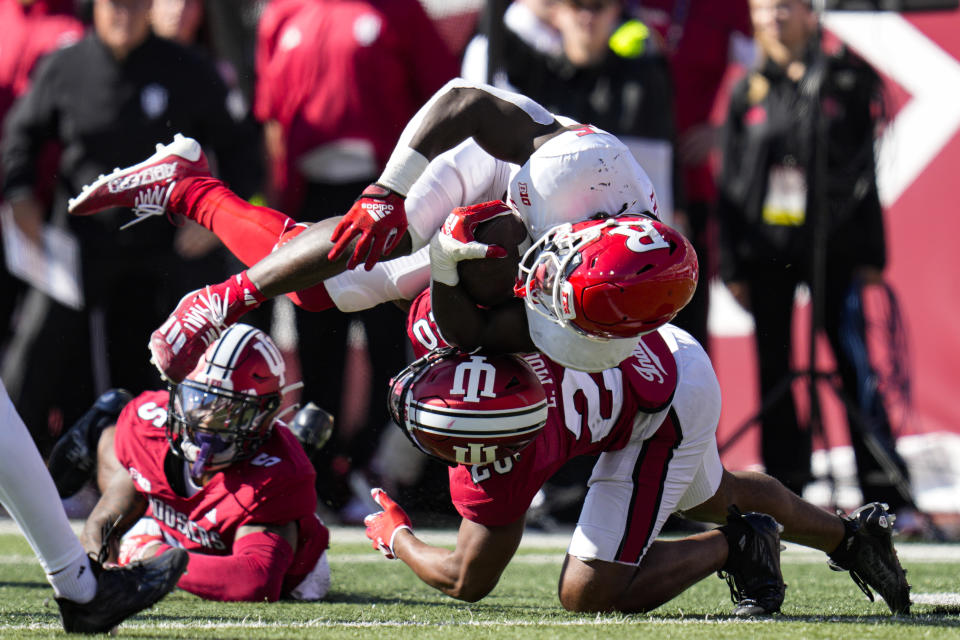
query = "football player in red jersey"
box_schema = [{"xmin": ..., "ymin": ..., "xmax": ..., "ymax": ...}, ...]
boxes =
[
  {"xmin": 368, "ymin": 287, "xmax": 912, "ymax": 616},
  {"xmin": 79, "ymin": 323, "xmax": 332, "ymax": 602},
  {"xmin": 362, "ymin": 210, "xmax": 911, "ymax": 616}
]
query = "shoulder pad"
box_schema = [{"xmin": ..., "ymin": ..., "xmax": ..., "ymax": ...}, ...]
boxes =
[{"xmin": 621, "ymin": 330, "xmax": 677, "ymax": 412}]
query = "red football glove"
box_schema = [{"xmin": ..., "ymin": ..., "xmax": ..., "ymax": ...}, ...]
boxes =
[
  {"xmin": 363, "ymin": 488, "xmax": 412, "ymax": 560},
  {"xmin": 117, "ymin": 533, "xmax": 171, "ymax": 567},
  {"xmin": 328, "ymin": 184, "xmax": 408, "ymax": 271},
  {"xmin": 149, "ymin": 271, "xmax": 266, "ymax": 382},
  {"xmin": 430, "ymin": 201, "xmax": 511, "ymax": 287}
]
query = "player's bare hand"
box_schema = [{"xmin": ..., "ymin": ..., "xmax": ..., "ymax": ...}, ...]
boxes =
[
  {"xmin": 9, "ymin": 195, "xmax": 45, "ymax": 248},
  {"xmin": 726, "ymin": 280, "xmax": 751, "ymax": 312}
]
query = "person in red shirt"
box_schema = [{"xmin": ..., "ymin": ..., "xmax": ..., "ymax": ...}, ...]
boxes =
[
  {"xmin": 79, "ymin": 323, "xmax": 331, "ymax": 602},
  {"xmin": 254, "ymin": 0, "xmax": 457, "ymax": 214},
  {"xmin": 365, "ymin": 279, "xmax": 911, "ymax": 615},
  {"xmin": 0, "ymin": 0, "xmax": 82, "ymax": 127},
  {"xmin": 253, "ymin": 0, "xmax": 459, "ymax": 518}
]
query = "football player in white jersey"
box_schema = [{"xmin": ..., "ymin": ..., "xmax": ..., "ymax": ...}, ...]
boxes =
[{"xmin": 67, "ymin": 79, "xmax": 668, "ymax": 380}]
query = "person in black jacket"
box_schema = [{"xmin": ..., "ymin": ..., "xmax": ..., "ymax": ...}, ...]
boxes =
[
  {"xmin": 499, "ymin": 0, "xmax": 681, "ymax": 227},
  {"xmin": 1, "ymin": 0, "xmax": 262, "ymax": 455},
  {"xmin": 717, "ymin": 0, "xmax": 913, "ymax": 514}
]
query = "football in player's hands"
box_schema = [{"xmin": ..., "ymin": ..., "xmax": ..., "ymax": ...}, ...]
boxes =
[{"xmin": 458, "ymin": 211, "xmax": 529, "ymax": 307}]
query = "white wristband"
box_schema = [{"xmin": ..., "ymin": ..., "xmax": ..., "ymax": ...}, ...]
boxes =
[
  {"xmin": 388, "ymin": 525, "xmax": 413, "ymax": 558},
  {"xmin": 378, "ymin": 146, "xmax": 429, "ymax": 197}
]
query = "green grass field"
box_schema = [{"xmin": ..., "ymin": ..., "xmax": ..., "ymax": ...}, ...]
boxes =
[{"xmin": 1, "ymin": 526, "xmax": 959, "ymax": 639}]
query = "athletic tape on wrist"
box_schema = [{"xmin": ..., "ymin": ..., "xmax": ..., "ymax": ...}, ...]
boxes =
[
  {"xmin": 378, "ymin": 147, "xmax": 429, "ymax": 197},
  {"xmin": 389, "ymin": 525, "xmax": 412, "ymax": 557}
]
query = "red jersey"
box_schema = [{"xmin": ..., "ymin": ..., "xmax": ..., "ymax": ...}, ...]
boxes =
[
  {"xmin": 254, "ymin": 0, "xmax": 457, "ymax": 212},
  {"xmin": 0, "ymin": 0, "xmax": 81, "ymax": 199},
  {"xmin": 0, "ymin": 0, "xmax": 81, "ymax": 111},
  {"xmin": 404, "ymin": 288, "xmax": 680, "ymax": 526},
  {"xmin": 406, "ymin": 288, "xmax": 444, "ymax": 359},
  {"xmin": 113, "ymin": 390, "xmax": 327, "ymax": 593}
]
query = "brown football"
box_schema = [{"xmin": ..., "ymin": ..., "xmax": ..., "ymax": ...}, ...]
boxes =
[{"xmin": 458, "ymin": 211, "xmax": 529, "ymax": 307}]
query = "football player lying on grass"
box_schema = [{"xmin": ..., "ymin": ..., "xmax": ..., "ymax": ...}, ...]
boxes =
[
  {"xmin": 71, "ymin": 324, "xmax": 333, "ymax": 602},
  {"xmin": 362, "ymin": 206, "xmax": 911, "ymax": 616}
]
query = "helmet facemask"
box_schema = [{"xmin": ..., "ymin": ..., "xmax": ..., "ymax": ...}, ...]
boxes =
[
  {"xmin": 164, "ymin": 323, "xmax": 288, "ymax": 479},
  {"xmin": 167, "ymin": 380, "xmax": 281, "ymax": 478},
  {"xmin": 516, "ymin": 220, "xmax": 608, "ymax": 340},
  {"xmin": 387, "ymin": 347, "xmax": 458, "ymax": 465}
]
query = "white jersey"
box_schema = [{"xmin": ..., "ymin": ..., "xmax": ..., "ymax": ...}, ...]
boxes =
[
  {"xmin": 405, "ymin": 139, "xmax": 514, "ymax": 250},
  {"xmin": 325, "ymin": 82, "xmax": 660, "ymax": 326},
  {"xmin": 405, "ymin": 120, "xmax": 659, "ymax": 250},
  {"xmin": 570, "ymin": 323, "xmax": 723, "ymax": 565},
  {"xmin": 507, "ymin": 125, "xmax": 659, "ymax": 241}
]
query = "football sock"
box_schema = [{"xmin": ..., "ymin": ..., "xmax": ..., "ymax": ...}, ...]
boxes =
[
  {"xmin": 47, "ymin": 554, "xmax": 96, "ymax": 603},
  {"xmin": 170, "ymin": 177, "xmax": 333, "ymax": 312},
  {"xmin": 0, "ymin": 381, "xmax": 96, "ymax": 602},
  {"xmin": 171, "ymin": 177, "xmax": 294, "ymax": 266}
]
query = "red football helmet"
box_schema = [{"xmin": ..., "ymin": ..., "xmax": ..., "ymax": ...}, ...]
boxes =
[
  {"xmin": 167, "ymin": 323, "xmax": 289, "ymax": 477},
  {"xmin": 387, "ymin": 348, "xmax": 548, "ymax": 466},
  {"xmin": 515, "ymin": 214, "xmax": 698, "ymax": 340}
]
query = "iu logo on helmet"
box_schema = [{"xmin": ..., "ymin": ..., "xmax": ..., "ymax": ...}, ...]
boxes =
[
  {"xmin": 451, "ymin": 356, "xmax": 497, "ymax": 403},
  {"xmin": 452, "ymin": 442, "xmax": 499, "ymax": 465}
]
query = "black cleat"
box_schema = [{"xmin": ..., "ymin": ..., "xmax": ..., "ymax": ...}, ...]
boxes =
[
  {"xmin": 56, "ymin": 547, "xmax": 188, "ymax": 634},
  {"xmin": 718, "ymin": 506, "xmax": 786, "ymax": 616},
  {"xmin": 47, "ymin": 389, "xmax": 133, "ymax": 497},
  {"xmin": 828, "ymin": 502, "xmax": 911, "ymax": 614}
]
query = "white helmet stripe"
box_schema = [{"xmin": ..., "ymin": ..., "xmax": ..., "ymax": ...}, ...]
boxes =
[
  {"xmin": 200, "ymin": 324, "xmax": 259, "ymax": 390},
  {"xmin": 409, "ymin": 400, "xmax": 548, "ymax": 417},
  {"xmin": 409, "ymin": 402, "xmax": 548, "ymax": 435}
]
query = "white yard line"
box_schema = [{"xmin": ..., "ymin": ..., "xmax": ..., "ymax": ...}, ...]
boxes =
[
  {"xmin": 0, "ymin": 617, "xmax": 861, "ymax": 631},
  {"xmin": 1, "ymin": 520, "xmax": 958, "ymax": 562}
]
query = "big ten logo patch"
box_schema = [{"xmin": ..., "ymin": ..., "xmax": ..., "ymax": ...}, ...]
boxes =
[{"xmin": 517, "ymin": 182, "xmax": 531, "ymax": 206}]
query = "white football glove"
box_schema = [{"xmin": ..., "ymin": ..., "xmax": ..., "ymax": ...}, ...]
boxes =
[{"xmin": 429, "ymin": 202, "xmax": 511, "ymax": 287}]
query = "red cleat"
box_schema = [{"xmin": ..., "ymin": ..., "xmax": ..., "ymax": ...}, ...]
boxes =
[
  {"xmin": 68, "ymin": 133, "xmax": 210, "ymax": 228},
  {"xmin": 149, "ymin": 272, "xmax": 266, "ymax": 382}
]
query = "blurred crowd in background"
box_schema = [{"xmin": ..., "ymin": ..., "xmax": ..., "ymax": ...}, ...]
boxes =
[{"xmin": 0, "ymin": 0, "xmax": 933, "ymax": 533}]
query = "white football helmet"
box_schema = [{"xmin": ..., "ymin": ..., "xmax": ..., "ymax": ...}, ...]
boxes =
[{"xmin": 506, "ymin": 124, "xmax": 659, "ymax": 241}]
